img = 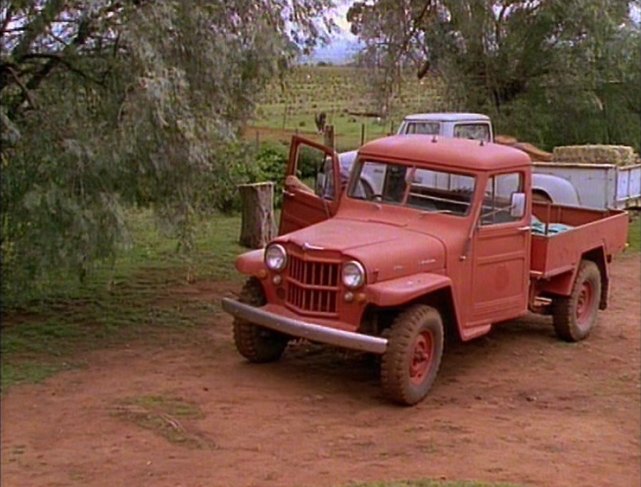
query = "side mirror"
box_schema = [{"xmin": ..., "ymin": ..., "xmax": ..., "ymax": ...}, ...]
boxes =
[{"xmin": 510, "ymin": 192, "xmax": 526, "ymax": 219}]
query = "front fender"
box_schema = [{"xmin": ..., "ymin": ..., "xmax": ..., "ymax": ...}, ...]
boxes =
[
  {"xmin": 235, "ymin": 249, "xmax": 266, "ymax": 276},
  {"xmin": 366, "ymin": 272, "xmax": 452, "ymax": 307}
]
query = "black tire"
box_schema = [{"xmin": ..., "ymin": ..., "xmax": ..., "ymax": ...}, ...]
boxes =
[
  {"xmin": 553, "ymin": 260, "xmax": 602, "ymax": 342},
  {"xmin": 233, "ymin": 278, "xmax": 289, "ymax": 363},
  {"xmin": 381, "ymin": 305, "xmax": 444, "ymax": 406}
]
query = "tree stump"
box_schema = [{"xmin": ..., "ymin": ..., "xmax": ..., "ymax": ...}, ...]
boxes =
[{"xmin": 238, "ymin": 182, "xmax": 277, "ymax": 249}]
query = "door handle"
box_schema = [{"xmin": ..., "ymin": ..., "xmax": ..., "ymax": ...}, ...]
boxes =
[
  {"xmin": 283, "ymin": 190, "xmax": 295, "ymax": 197},
  {"xmin": 517, "ymin": 226, "xmax": 531, "ymax": 232}
]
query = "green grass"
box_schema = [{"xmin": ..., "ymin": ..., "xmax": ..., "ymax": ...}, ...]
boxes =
[
  {"xmin": 0, "ymin": 210, "xmax": 244, "ymax": 390},
  {"xmin": 251, "ymin": 111, "xmax": 393, "ymax": 152},
  {"xmin": 252, "ymin": 65, "xmax": 452, "ymax": 151}
]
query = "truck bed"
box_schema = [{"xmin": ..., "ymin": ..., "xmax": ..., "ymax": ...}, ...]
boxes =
[
  {"xmin": 530, "ymin": 203, "xmax": 628, "ymax": 278},
  {"xmin": 533, "ymin": 162, "xmax": 641, "ymax": 209}
]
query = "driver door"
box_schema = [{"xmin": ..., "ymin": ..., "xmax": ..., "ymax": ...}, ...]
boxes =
[
  {"xmin": 279, "ymin": 136, "xmax": 341, "ymax": 235},
  {"xmin": 468, "ymin": 172, "xmax": 531, "ymax": 325}
]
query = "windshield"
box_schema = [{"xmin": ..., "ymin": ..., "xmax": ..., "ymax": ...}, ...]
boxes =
[
  {"xmin": 453, "ymin": 123, "xmax": 491, "ymax": 142},
  {"xmin": 403, "ymin": 121, "xmax": 440, "ymax": 135},
  {"xmin": 349, "ymin": 160, "xmax": 476, "ymax": 216}
]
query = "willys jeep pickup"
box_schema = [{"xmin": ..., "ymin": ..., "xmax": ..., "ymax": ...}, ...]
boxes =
[{"xmin": 221, "ymin": 135, "xmax": 629, "ymax": 406}]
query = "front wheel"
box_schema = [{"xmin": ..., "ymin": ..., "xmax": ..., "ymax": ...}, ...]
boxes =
[
  {"xmin": 381, "ymin": 305, "xmax": 444, "ymax": 406},
  {"xmin": 552, "ymin": 260, "xmax": 602, "ymax": 342},
  {"xmin": 233, "ymin": 278, "xmax": 289, "ymax": 363}
]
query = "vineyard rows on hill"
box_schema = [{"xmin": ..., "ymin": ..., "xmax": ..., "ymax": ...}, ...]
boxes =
[{"xmin": 250, "ymin": 66, "xmax": 455, "ymax": 150}]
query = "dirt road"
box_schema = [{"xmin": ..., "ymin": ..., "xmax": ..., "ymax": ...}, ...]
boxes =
[{"xmin": 2, "ymin": 255, "xmax": 640, "ymax": 487}]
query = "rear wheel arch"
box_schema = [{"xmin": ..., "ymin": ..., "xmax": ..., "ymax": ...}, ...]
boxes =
[
  {"xmin": 544, "ymin": 247, "xmax": 608, "ymax": 309},
  {"xmin": 581, "ymin": 247, "xmax": 608, "ymax": 310},
  {"xmin": 532, "ymin": 189, "xmax": 553, "ymax": 204}
]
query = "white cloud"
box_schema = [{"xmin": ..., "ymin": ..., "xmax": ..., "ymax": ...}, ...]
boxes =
[{"xmin": 330, "ymin": 2, "xmax": 358, "ymax": 41}]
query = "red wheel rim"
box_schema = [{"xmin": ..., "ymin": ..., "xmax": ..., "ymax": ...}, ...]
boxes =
[
  {"xmin": 576, "ymin": 281, "xmax": 594, "ymax": 328},
  {"xmin": 409, "ymin": 330, "xmax": 434, "ymax": 385}
]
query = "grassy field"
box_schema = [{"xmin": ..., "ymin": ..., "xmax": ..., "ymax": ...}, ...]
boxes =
[
  {"xmin": 1, "ymin": 211, "xmax": 244, "ymax": 390},
  {"xmin": 251, "ymin": 65, "xmax": 456, "ymax": 151}
]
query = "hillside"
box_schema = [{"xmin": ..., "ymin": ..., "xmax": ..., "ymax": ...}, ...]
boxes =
[{"xmin": 251, "ymin": 65, "xmax": 454, "ymax": 150}]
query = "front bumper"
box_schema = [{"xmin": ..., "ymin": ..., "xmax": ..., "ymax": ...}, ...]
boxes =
[{"xmin": 221, "ymin": 298, "xmax": 388, "ymax": 354}]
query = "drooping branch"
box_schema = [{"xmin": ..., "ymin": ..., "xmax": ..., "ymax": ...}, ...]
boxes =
[
  {"xmin": 5, "ymin": 65, "xmax": 36, "ymax": 109},
  {"xmin": 10, "ymin": 0, "xmax": 66, "ymax": 61},
  {"xmin": 6, "ymin": 15, "xmax": 98, "ymax": 118}
]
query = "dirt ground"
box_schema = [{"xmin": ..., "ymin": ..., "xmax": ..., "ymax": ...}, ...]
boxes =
[{"xmin": 2, "ymin": 255, "xmax": 640, "ymax": 487}]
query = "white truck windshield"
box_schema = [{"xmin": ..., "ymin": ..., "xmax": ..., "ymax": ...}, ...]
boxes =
[{"xmin": 404, "ymin": 122, "xmax": 440, "ymax": 135}]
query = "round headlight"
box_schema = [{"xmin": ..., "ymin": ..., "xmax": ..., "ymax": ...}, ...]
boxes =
[
  {"xmin": 265, "ymin": 244, "xmax": 287, "ymax": 271},
  {"xmin": 342, "ymin": 261, "xmax": 365, "ymax": 289}
]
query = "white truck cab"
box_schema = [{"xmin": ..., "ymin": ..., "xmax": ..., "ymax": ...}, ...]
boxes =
[{"xmin": 398, "ymin": 112, "xmax": 493, "ymax": 142}]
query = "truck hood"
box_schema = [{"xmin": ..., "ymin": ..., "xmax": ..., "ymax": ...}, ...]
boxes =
[{"xmin": 276, "ymin": 217, "xmax": 446, "ymax": 282}]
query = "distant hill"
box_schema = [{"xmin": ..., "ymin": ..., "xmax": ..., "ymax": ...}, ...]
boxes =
[{"xmin": 301, "ymin": 36, "xmax": 362, "ymax": 65}]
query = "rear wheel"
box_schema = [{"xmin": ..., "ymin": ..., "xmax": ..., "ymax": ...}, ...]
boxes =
[
  {"xmin": 233, "ymin": 278, "xmax": 289, "ymax": 363},
  {"xmin": 381, "ymin": 305, "xmax": 444, "ymax": 406},
  {"xmin": 552, "ymin": 260, "xmax": 601, "ymax": 342}
]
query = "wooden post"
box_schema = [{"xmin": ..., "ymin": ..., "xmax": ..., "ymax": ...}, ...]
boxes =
[
  {"xmin": 323, "ymin": 124, "xmax": 335, "ymax": 150},
  {"xmin": 237, "ymin": 182, "xmax": 277, "ymax": 249},
  {"xmin": 360, "ymin": 123, "xmax": 366, "ymax": 145}
]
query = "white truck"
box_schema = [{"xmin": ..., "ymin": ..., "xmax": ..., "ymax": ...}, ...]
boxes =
[{"xmin": 337, "ymin": 113, "xmax": 641, "ymax": 209}]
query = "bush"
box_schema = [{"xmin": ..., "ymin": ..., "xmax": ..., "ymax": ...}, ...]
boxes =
[
  {"xmin": 208, "ymin": 140, "xmax": 326, "ymax": 213},
  {"xmin": 253, "ymin": 142, "xmax": 290, "ymax": 208}
]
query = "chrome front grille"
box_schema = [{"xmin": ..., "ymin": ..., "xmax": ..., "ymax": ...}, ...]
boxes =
[{"xmin": 285, "ymin": 252, "xmax": 340, "ymax": 316}]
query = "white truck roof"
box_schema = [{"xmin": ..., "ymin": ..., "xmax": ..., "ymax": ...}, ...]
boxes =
[{"xmin": 403, "ymin": 113, "xmax": 490, "ymax": 122}]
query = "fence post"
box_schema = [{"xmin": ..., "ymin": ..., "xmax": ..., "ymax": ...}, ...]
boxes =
[
  {"xmin": 360, "ymin": 123, "xmax": 366, "ymax": 145},
  {"xmin": 323, "ymin": 125, "xmax": 335, "ymax": 150}
]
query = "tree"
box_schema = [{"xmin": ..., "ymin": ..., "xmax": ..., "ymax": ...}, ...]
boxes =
[
  {"xmin": 0, "ymin": 0, "xmax": 335, "ymax": 293},
  {"xmin": 346, "ymin": 0, "xmax": 641, "ymax": 148}
]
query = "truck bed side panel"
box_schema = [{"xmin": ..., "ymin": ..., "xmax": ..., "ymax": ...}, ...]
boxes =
[
  {"xmin": 530, "ymin": 205, "xmax": 628, "ymax": 278},
  {"xmin": 533, "ymin": 162, "xmax": 641, "ymax": 209},
  {"xmin": 616, "ymin": 165, "xmax": 641, "ymax": 207}
]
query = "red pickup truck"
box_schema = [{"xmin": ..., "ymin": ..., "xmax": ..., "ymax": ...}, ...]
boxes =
[{"xmin": 222, "ymin": 135, "xmax": 629, "ymax": 405}]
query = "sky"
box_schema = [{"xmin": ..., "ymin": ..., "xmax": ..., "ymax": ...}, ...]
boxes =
[
  {"xmin": 308, "ymin": 1, "xmax": 641, "ymax": 63},
  {"xmin": 304, "ymin": 2, "xmax": 362, "ymax": 64}
]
